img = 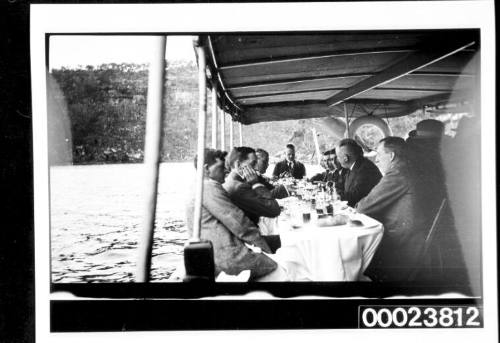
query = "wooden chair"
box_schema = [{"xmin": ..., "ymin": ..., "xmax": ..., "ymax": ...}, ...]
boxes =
[{"xmin": 407, "ymin": 198, "xmax": 447, "ymax": 282}]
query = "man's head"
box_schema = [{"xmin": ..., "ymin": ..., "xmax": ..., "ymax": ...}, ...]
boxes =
[
  {"xmin": 375, "ymin": 136, "xmax": 407, "ymax": 174},
  {"xmin": 321, "ymin": 148, "xmax": 337, "ymax": 171},
  {"xmin": 325, "ymin": 149, "xmax": 340, "ymax": 171},
  {"xmin": 285, "ymin": 144, "xmax": 296, "ymax": 162},
  {"xmin": 319, "ymin": 150, "xmax": 330, "ymax": 170},
  {"xmin": 407, "ymin": 129, "xmax": 417, "ymax": 140},
  {"xmin": 336, "ymin": 139, "xmax": 363, "ymax": 169},
  {"xmin": 331, "ymin": 148, "xmax": 343, "ymax": 170},
  {"xmin": 255, "ymin": 148, "xmax": 269, "ymax": 174},
  {"xmin": 415, "ymin": 119, "xmax": 444, "ymax": 138},
  {"xmin": 194, "ymin": 148, "xmax": 227, "ymax": 183},
  {"xmin": 226, "ymin": 146, "xmax": 258, "ymax": 172}
]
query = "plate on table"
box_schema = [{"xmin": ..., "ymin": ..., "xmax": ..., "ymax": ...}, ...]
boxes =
[
  {"xmin": 317, "ymin": 214, "xmax": 349, "ymax": 227},
  {"xmin": 334, "ymin": 200, "xmax": 349, "ymax": 212}
]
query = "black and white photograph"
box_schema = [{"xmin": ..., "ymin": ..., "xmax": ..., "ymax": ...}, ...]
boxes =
[{"xmin": 29, "ymin": 2, "xmax": 496, "ymax": 342}]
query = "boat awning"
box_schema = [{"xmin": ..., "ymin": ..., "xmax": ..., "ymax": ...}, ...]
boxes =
[{"xmin": 198, "ymin": 30, "xmax": 479, "ymax": 124}]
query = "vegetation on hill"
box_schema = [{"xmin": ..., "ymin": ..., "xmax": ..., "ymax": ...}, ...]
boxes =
[{"xmin": 48, "ymin": 62, "xmax": 441, "ymax": 165}]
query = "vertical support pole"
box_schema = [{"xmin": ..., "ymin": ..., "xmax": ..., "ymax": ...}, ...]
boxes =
[
  {"xmin": 229, "ymin": 117, "xmax": 234, "ymax": 150},
  {"xmin": 211, "ymin": 82, "xmax": 218, "ymax": 149},
  {"xmin": 191, "ymin": 44, "xmax": 208, "ymax": 241},
  {"xmin": 220, "ymin": 107, "xmax": 225, "ymax": 150},
  {"xmin": 136, "ymin": 36, "xmax": 167, "ymax": 282},
  {"xmin": 474, "ymin": 51, "xmax": 481, "ymax": 118},
  {"xmin": 343, "ymin": 103, "xmax": 350, "ymax": 138},
  {"xmin": 239, "ymin": 122, "xmax": 243, "ymax": 146},
  {"xmin": 311, "ymin": 128, "xmax": 321, "ymax": 165}
]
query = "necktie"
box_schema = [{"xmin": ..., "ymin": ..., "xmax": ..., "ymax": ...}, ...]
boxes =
[{"xmin": 344, "ymin": 169, "xmax": 351, "ymax": 187}]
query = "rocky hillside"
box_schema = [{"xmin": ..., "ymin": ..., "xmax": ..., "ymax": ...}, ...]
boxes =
[{"xmin": 48, "ymin": 61, "xmax": 428, "ymax": 165}]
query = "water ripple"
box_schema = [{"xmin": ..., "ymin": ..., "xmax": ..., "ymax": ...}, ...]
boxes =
[{"xmin": 50, "ymin": 163, "xmax": 191, "ymax": 283}]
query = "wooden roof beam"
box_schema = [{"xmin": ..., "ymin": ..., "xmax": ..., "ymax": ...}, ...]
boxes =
[
  {"xmin": 345, "ymin": 98, "xmax": 408, "ymax": 104},
  {"xmin": 227, "ymin": 71, "xmax": 473, "ymax": 91},
  {"xmin": 235, "ymin": 87, "xmax": 454, "ymax": 101},
  {"xmin": 228, "ymin": 73, "xmax": 372, "ymax": 90},
  {"xmin": 204, "ymin": 35, "xmax": 243, "ymax": 115},
  {"xmin": 219, "ymin": 48, "xmax": 415, "ymax": 70},
  {"xmin": 408, "ymin": 89, "xmax": 471, "ymax": 107},
  {"xmin": 325, "ymin": 40, "xmax": 476, "ymax": 108},
  {"xmin": 240, "ymin": 101, "xmax": 421, "ymax": 124},
  {"xmin": 241, "ymin": 102, "xmax": 333, "ymax": 124}
]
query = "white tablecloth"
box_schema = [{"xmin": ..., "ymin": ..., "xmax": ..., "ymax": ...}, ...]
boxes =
[{"xmin": 268, "ymin": 210, "xmax": 384, "ymax": 281}]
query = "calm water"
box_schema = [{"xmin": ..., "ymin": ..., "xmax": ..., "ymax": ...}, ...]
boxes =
[{"xmin": 50, "ymin": 162, "xmax": 322, "ymax": 283}]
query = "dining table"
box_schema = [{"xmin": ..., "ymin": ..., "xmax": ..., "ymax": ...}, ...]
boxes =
[{"xmin": 260, "ymin": 194, "xmax": 384, "ymax": 282}]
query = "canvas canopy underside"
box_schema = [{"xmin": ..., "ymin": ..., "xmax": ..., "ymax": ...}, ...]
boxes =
[{"xmin": 197, "ymin": 30, "xmax": 479, "ymax": 125}]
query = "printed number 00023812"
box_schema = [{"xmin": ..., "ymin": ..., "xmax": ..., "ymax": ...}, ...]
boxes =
[{"xmin": 359, "ymin": 306, "xmax": 482, "ymax": 328}]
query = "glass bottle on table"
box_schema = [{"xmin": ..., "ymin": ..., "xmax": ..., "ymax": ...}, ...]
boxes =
[
  {"xmin": 315, "ymin": 193, "xmax": 324, "ymax": 216},
  {"xmin": 310, "ymin": 197, "xmax": 316, "ymax": 211},
  {"xmin": 325, "ymin": 196, "xmax": 334, "ymax": 216},
  {"xmin": 332, "ymin": 182, "xmax": 339, "ymax": 202},
  {"xmin": 301, "ymin": 201, "xmax": 312, "ymax": 225}
]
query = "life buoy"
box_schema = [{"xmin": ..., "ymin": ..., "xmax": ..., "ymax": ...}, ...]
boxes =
[
  {"xmin": 348, "ymin": 115, "xmax": 392, "ymax": 138},
  {"xmin": 320, "ymin": 117, "xmax": 346, "ymax": 140}
]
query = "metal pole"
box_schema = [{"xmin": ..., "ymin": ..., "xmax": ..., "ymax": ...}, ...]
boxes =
[
  {"xmin": 229, "ymin": 117, "xmax": 234, "ymax": 150},
  {"xmin": 239, "ymin": 122, "xmax": 243, "ymax": 146},
  {"xmin": 191, "ymin": 44, "xmax": 208, "ymax": 241},
  {"xmin": 211, "ymin": 82, "xmax": 218, "ymax": 149},
  {"xmin": 311, "ymin": 128, "xmax": 321, "ymax": 165},
  {"xmin": 136, "ymin": 36, "xmax": 167, "ymax": 282},
  {"xmin": 344, "ymin": 103, "xmax": 350, "ymax": 138},
  {"xmin": 473, "ymin": 51, "xmax": 480, "ymax": 118},
  {"xmin": 220, "ymin": 107, "xmax": 225, "ymax": 150}
]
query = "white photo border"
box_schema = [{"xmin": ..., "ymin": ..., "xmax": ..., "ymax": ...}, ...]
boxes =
[{"xmin": 31, "ymin": 1, "xmax": 496, "ymax": 342}]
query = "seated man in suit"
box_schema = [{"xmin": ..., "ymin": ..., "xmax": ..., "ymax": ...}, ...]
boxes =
[
  {"xmin": 309, "ymin": 150, "xmax": 335, "ymax": 183},
  {"xmin": 406, "ymin": 119, "xmax": 447, "ymax": 201},
  {"xmin": 255, "ymin": 148, "xmax": 289, "ymax": 199},
  {"xmin": 357, "ymin": 137, "xmax": 437, "ymax": 282},
  {"xmin": 309, "ymin": 148, "xmax": 347, "ymax": 192},
  {"xmin": 272, "ymin": 143, "xmax": 306, "ymax": 179},
  {"xmin": 336, "ymin": 138, "xmax": 382, "ymax": 207},
  {"xmin": 224, "ymin": 147, "xmax": 281, "ymax": 225},
  {"xmin": 186, "ymin": 149, "xmax": 278, "ymax": 280},
  {"xmin": 331, "ymin": 151, "xmax": 348, "ymax": 199}
]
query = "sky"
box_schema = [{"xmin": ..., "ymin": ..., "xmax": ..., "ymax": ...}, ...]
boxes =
[{"xmin": 49, "ymin": 35, "xmax": 195, "ymax": 69}]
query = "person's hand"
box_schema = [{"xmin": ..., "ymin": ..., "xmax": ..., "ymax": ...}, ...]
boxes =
[
  {"xmin": 287, "ymin": 183, "xmax": 297, "ymax": 193},
  {"xmin": 241, "ymin": 166, "xmax": 259, "ymax": 185},
  {"xmin": 279, "ymin": 171, "xmax": 291, "ymax": 178}
]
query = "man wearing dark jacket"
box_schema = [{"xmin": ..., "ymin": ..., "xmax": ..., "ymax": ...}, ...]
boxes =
[
  {"xmin": 186, "ymin": 149, "xmax": 277, "ymax": 280},
  {"xmin": 255, "ymin": 148, "xmax": 289, "ymax": 199},
  {"xmin": 336, "ymin": 138, "xmax": 382, "ymax": 207},
  {"xmin": 272, "ymin": 144, "xmax": 306, "ymax": 179},
  {"xmin": 309, "ymin": 149, "xmax": 347, "ymax": 195},
  {"xmin": 224, "ymin": 147, "xmax": 281, "ymax": 225},
  {"xmin": 357, "ymin": 137, "xmax": 435, "ymax": 282},
  {"xmin": 309, "ymin": 150, "xmax": 335, "ymax": 183}
]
